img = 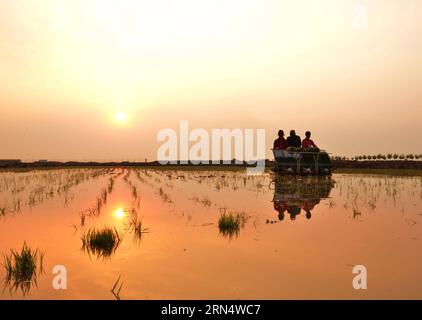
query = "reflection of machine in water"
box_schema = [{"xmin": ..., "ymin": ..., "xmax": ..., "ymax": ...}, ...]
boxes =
[{"xmin": 270, "ymin": 176, "xmax": 335, "ymax": 221}]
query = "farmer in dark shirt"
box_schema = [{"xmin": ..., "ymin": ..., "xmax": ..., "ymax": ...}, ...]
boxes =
[{"xmin": 287, "ymin": 130, "xmax": 301, "ymax": 148}]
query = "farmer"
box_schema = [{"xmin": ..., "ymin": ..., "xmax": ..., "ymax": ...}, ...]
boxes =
[
  {"xmin": 302, "ymin": 198, "xmax": 320, "ymax": 219},
  {"xmin": 274, "ymin": 200, "xmax": 289, "ymax": 221},
  {"xmin": 287, "ymin": 130, "xmax": 302, "ymax": 148},
  {"xmin": 273, "ymin": 130, "xmax": 288, "ymax": 150},
  {"xmin": 287, "ymin": 205, "xmax": 301, "ymax": 221},
  {"xmin": 302, "ymin": 131, "xmax": 319, "ymax": 150}
]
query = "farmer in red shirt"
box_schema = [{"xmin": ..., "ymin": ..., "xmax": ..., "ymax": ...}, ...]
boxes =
[
  {"xmin": 274, "ymin": 200, "xmax": 288, "ymax": 221},
  {"xmin": 302, "ymin": 198, "xmax": 321, "ymax": 219},
  {"xmin": 302, "ymin": 131, "xmax": 319, "ymax": 150},
  {"xmin": 273, "ymin": 130, "xmax": 288, "ymax": 150}
]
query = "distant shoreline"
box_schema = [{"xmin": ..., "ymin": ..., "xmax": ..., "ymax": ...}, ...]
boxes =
[
  {"xmin": 332, "ymin": 160, "xmax": 422, "ymax": 170},
  {"xmin": 1, "ymin": 159, "xmax": 421, "ymax": 171}
]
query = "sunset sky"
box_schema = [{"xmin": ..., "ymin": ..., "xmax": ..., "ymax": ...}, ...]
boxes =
[{"xmin": 1, "ymin": 0, "xmax": 421, "ymax": 161}]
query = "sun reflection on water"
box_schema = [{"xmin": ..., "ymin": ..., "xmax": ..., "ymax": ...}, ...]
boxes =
[{"xmin": 114, "ymin": 208, "xmax": 125, "ymax": 219}]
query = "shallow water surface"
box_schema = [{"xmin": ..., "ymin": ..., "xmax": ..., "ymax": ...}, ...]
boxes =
[{"xmin": 0, "ymin": 168, "xmax": 421, "ymax": 299}]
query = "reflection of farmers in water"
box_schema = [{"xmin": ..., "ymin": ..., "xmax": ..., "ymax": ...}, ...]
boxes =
[
  {"xmin": 287, "ymin": 205, "xmax": 301, "ymax": 220},
  {"xmin": 272, "ymin": 176, "xmax": 334, "ymax": 222},
  {"xmin": 302, "ymin": 199, "xmax": 321, "ymax": 219},
  {"xmin": 273, "ymin": 200, "xmax": 302, "ymax": 220},
  {"xmin": 273, "ymin": 200, "xmax": 288, "ymax": 221}
]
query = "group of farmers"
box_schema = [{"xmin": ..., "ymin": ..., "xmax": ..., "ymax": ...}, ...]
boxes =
[{"xmin": 273, "ymin": 130, "xmax": 319, "ymax": 151}]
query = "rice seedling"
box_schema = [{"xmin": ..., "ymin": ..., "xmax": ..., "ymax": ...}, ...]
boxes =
[
  {"xmin": 218, "ymin": 211, "xmax": 248, "ymax": 240},
  {"xmin": 0, "ymin": 207, "xmax": 6, "ymax": 217},
  {"xmin": 131, "ymin": 218, "xmax": 149, "ymax": 240},
  {"xmin": 368, "ymin": 200, "xmax": 377, "ymax": 210},
  {"xmin": 124, "ymin": 213, "xmax": 149, "ymax": 244},
  {"xmin": 81, "ymin": 226, "xmax": 122, "ymax": 259},
  {"xmin": 12, "ymin": 198, "xmax": 21, "ymax": 213},
  {"xmin": 352, "ymin": 209, "xmax": 361, "ymax": 219},
  {"xmin": 80, "ymin": 212, "xmax": 86, "ymax": 227},
  {"xmin": 201, "ymin": 196, "xmax": 212, "ymax": 207},
  {"xmin": 107, "ymin": 177, "xmax": 115, "ymax": 193},
  {"xmin": 96, "ymin": 197, "xmax": 103, "ymax": 214},
  {"xmin": 123, "ymin": 170, "xmax": 130, "ymax": 182},
  {"xmin": 2, "ymin": 242, "xmax": 45, "ymax": 296},
  {"xmin": 28, "ymin": 194, "xmax": 36, "ymax": 207},
  {"xmin": 101, "ymin": 189, "xmax": 108, "ymax": 204},
  {"xmin": 132, "ymin": 185, "xmax": 138, "ymax": 200},
  {"xmin": 190, "ymin": 195, "xmax": 212, "ymax": 207},
  {"xmin": 111, "ymin": 275, "xmax": 123, "ymax": 300},
  {"xmin": 158, "ymin": 187, "xmax": 172, "ymax": 203}
]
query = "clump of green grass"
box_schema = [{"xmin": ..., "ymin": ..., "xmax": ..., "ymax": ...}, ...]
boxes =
[
  {"xmin": 218, "ymin": 211, "xmax": 248, "ymax": 239},
  {"xmin": 81, "ymin": 227, "xmax": 122, "ymax": 259},
  {"xmin": 2, "ymin": 242, "xmax": 45, "ymax": 296}
]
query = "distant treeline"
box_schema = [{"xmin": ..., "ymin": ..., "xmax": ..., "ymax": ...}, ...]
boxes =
[
  {"xmin": 331, "ymin": 159, "xmax": 422, "ymax": 170},
  {"xmin": 333, "ymin": 153, "xmax": 422, "ymax": 161},
  {"xmin": 1, "ymin": 157, "xmax": 421, "ymax": 170}
]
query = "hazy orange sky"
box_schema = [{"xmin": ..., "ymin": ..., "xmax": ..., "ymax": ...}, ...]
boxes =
[{"xmin": 1, "ymin": 0, "xmax": 421, "ymax": 161}]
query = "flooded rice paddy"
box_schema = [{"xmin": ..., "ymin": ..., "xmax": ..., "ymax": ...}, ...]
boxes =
[{"xmin": 0, "ymin": 168, "xmax": 421, "ymax": 299}]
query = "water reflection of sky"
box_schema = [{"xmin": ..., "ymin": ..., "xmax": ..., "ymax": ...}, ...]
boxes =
[{"xmin": 0, "ymin": 169, "xmax": 421, "ymax": 299}]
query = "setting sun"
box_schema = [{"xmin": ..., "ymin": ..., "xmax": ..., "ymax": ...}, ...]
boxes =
[{"xmin": 115, "ymin": 112, "xmax": 127, "ymax": 123}]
